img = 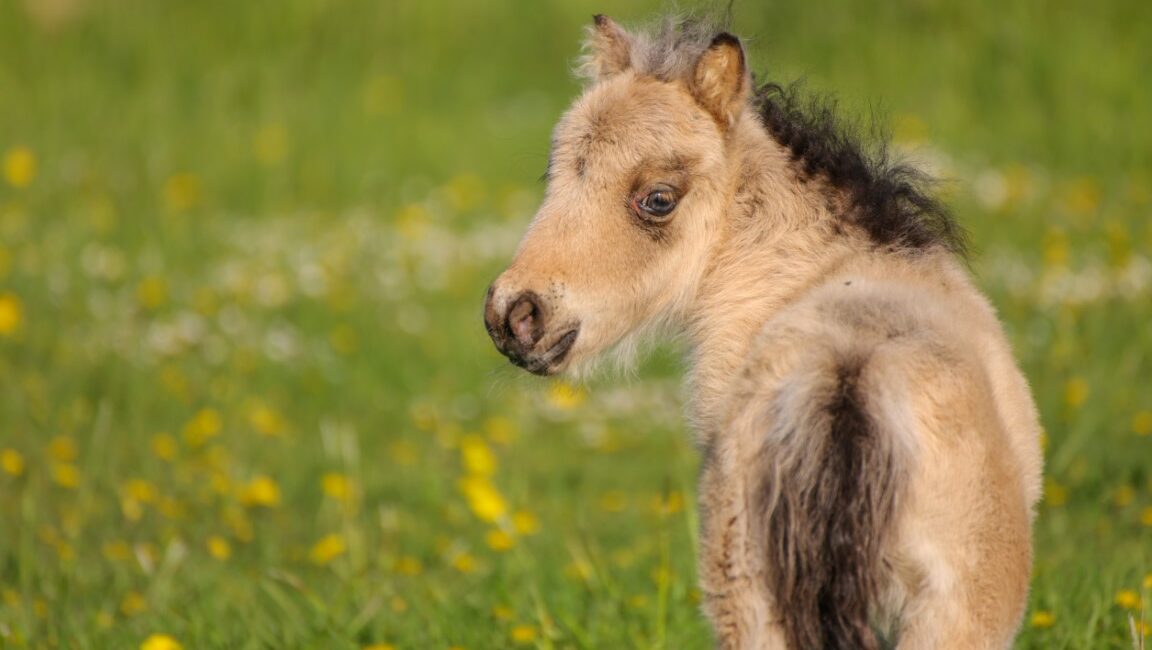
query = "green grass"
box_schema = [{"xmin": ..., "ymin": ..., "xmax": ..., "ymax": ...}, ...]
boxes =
[{"xmin": 0, "ymin": 0, "xmax": 1150, "ymax": 647}]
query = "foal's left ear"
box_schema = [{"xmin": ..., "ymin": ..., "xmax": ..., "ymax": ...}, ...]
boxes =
[
  {"xmin": 689, "ymin": 33, "xmax": 749, "ymax": 129},
  {"xmin": 578, "ymin": 14, "xmax": 633, "ymax": 81}
]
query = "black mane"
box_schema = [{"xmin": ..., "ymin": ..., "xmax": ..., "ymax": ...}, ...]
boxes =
[{"xmin": 753, "ymin": 81, "xmax": 967, "ymax": 255}]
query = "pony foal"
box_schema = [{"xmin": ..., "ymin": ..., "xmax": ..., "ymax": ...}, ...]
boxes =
[{"xmin": 484, "ymin": 15, "xmax": 1042, "ymax": 650}]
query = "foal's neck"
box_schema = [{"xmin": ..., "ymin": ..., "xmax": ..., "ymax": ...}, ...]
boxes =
[{"xmin": 685, "ymin": 115, "xmax": 860, "ymax": 437}]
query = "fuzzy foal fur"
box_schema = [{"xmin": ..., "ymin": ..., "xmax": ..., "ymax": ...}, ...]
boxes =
[{"xmin": 484, "ymin": 14, "xmax": 1042, "ymax": 650}]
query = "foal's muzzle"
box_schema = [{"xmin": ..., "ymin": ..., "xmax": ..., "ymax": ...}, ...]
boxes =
[{"xmin": 484, "ymin": 284, "xmax": 579, "ymax": 375}]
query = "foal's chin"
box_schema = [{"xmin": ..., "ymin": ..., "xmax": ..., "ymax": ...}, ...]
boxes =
[{"xmin": 505, "ymin": 328, "xmax": 580, "ymax": 376}]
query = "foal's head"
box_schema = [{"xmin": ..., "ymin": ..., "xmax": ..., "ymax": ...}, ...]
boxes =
[{"xmin": 484, "ymin": 16, "xmax": 750, "ymax": 375}]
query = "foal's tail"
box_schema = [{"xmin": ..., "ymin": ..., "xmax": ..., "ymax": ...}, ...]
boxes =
[{"xmin": 755, "ymin": 349, "xmax": 911, "ymax": 650}]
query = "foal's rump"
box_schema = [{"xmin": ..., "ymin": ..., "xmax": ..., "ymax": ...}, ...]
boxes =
[{"xmin": 746, "ymin": 283, "xmax": 1012, "ymax": 648}]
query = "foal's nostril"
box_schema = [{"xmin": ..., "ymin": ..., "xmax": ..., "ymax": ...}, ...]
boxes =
[{"xmin": 506, "ymin": 293, "xmax": 544, "ymax": 349}]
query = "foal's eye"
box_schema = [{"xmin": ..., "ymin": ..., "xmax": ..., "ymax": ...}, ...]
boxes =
[{"xmin": 636, "ymin": 185, "xmax": 679, "ymax": 219}]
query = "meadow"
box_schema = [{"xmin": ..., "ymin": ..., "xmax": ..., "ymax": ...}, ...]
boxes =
[{"xmin": 0, "ymin": 0, "xmax": 1150, "ymax": 647}]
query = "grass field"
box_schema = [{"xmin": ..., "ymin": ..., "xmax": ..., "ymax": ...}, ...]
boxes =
[{"xmin": 1, "ymin": 0, "xmax": 1150, "ymax": 647}]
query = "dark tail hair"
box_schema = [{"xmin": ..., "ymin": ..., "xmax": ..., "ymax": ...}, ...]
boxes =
[{"xmin": 755, "ymin": 355, "xmax": 905, "ymax": 649}]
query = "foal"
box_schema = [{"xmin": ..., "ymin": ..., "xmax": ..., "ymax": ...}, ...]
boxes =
[{"xmin": 484, "ymin": 15, "xmax": 1042, "ymax": 650}]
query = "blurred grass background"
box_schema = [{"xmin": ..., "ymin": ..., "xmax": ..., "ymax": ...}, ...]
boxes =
[{"xmin": 0, "ymin": 0, "xmax": 1150, "ymax": 647}]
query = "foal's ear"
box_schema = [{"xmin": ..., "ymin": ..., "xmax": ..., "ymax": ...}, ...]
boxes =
[
  {"xmin": 689, "ymin": 33, "xmax": 749, "ymax": 128},
  {"xmin": 578, "ymin": 14, "xmax": 632, "ymax": 81}
]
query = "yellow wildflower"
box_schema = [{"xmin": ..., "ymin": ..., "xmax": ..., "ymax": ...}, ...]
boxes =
[
  {"xmin": 485, "ymin": 529, "xmax": 515, "ymax": 552},
  {"xmin": 1043, "ymin": 480, "xmax": 1067, "ymax": 507},
  {"xmin": 102, "ymin": 541, "xmax": 133, "ymax": 562},
  {"xmin": 599, "ymin": 491, "xmax": 628, "ymax": 513},
  {"xmin": 394, "ymin": 555, "xmax": 423, "ymax": 576},
  {"xmin": 209, "ymin": 472, "xmax": 230, "ymax": 496},
  {"xmin": 48, "ymin": 435, "xmax": 77, "ymax": 462},
  {"xmin": 321, "ymin": 472, "xmax": 354, "ymax": 502},
  {"xmin": 892, "ymin": 113, "xmax": 928, "ymax": 143},
  {"xmin": 51, "ymin": 463, "xmax": 81, "ymax": 488},
  {"xmin": 309, "ymin": 533, "xmax": 347, "ymax": 565},
  {"xmin": 224, "ymin": 507, "xmax": 254, "ymax": 543},
  {"xmin": 389, "ymin": 440, "xmax": 418, "ymax": 465},
  {"xmin": 201, "ymin": 444, "xmax": 229, "ymax": 471},
  {"xmin": 253, "ymin": 123, "xmax": 289, "ymax": 166},
  {"xmin": 491, "ymin": 604, "xmax": 514, "ymax": 620},
  {"xmin": 460, "ymin": 435, "xmax": 497, "ymax": 476},
  {"xmin": 136, "ymin": 276, "xmax": 169, "ymax": 310},
  {"xmin": 436, "ymin": 421, "xmax": 462, "ymax": 449},
  {"xmin": 96, "ymin": 610, "xmax": 114, "ymax": 629},
  {"xmin": 247, "ymin": 402, "xmax": 286, "ymax": 437},
  {"xmin": 1030, "ymin": 610, "xmax": 1055, "ymax": 628},
  {"xmin": 163, "ymin": 172, "xmax": 201, "ymax": 212},
  {"xmin": 512, "ymin": 511, "xmax": 540, "ymax": 535},
  {"xmin": 451, "ymin": 552, "xmax": 476, "ymax": 573},
  {"xmin": 1, "ymin": 448, "xmax": 25, "ymax": 476},
  {"xmin": 329, "ymin": 324, "xmax": 358, "ymax": 355},
  {"xmin": 136, "ymin": 543, "xmax": 159, "ymax": 570},
  {"xmin": 1106, "ymin": 221, "xmax": 1132, "ymax": 267},
  {"xmin": 159, "ymin": 365, "xmax": 189, "ymax": 402},
  {"xmin": 484, "ymin": 416, "xmax": 515, "ymax": 445},
  {"xmin": 564, "ymin": 560, "xmax": 593, "ymax": 582},
  {"xmin": 1144, "ymin": 573, "xmax": 1152, "ymax": 590},
  {"xmin": 510, "ymin": 624, "xmax": 536, "ymax": 645},
  {"xmin": 151, "ymin": 433, "xmax": 178, "ymax": 461},
  {"xmin": 458, "ymin": 476, "xmax": 508, "ymax": 523},
  {"xmin": 446, "ymin": 173, "xmax": 485, "ymax": 212},
  {"xmin": 1133, "ymin": 411, "xmax": 1152, "ymax": 436},
  {"xmin": 122, "ymin": 478, "xmax": 158, "ymax": 503},
  {"xmin": 1141, "ymin": 506, "xmax": 1152, "ymax": 527},
  {"xmin": 140, "ymin": 633, "xmax": 183, "ymax": 650},
  {"xmin": 182, "ymin": 407, "xmax": 222, "ymax": 446},
  {"xmin": 1113, "ymin": 485, "xmax": 1135, "ymax": 508},
  {"xmin": 2, "ymin": 146, "xmax": 36, "ymax": 188},
  {"xmin": 0, "ymin": 292, "xmax": 22, "ymax": 335},
  {"xmin": 239, "ymin": 475, "xmax": 281, "ymax": 508},
  {"xmin": 1133, "ymin": 620, "xmax": 1149, "ymax": 638},
  {"xmin": 1115, "ymin": 589, "xmax": 1140, "ymax": 610},
  {"xmin": 206, "ymin": 535, "xmax": 232, "ymax": 560},
  {"xmin": 651, "ymin": 490, "xmax": 685, "ymax": 516},
  {"xmin": 38, "ymin": 525, "xmax": 60, "ymax": 547},
  {"xmin": 120, "ymin": 591, "xmax": 147, "ymax": 616},
  {"xmin": 1063, "ymin": 377, "xmax": 1088, "ymax": 409},
  {"xmin": 395, "ymin": 203, "xmax": 430, "ymax": 240},
  {"xmin": 1043, "ymin": 228, "xmax": 1069, "ymax": 267},
  {"xmin": 1002, "ymin": 164, "xmax": 1033, "ymax": 205},
  {"xmin": 1059, "ymin": 176, "xmax": 1101, "ymax": 216},
  {"xmin": 158, "ymin": 497, "xmax": 182, "ymax": 520},
  {"xmin": 361, "ymin": 74, "xmax": 403, "ymax": 116},
  {"xmin": 389, "ymin": 596, "xmax": 408, "ymax": 613},
  {"xmin": 547, "ymin": 381, "xmax": 585, "ymax": 409},
  {"xmin": 122, "ymin": 497, "xmax": 144, "ymax": 522},
  {"xmin": 361, "ymin": 644, "xmax": 396, "ymax": 650}
]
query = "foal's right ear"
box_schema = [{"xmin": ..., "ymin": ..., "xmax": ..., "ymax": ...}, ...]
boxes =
[
  {"xmin": 578, "ymin": 14, "xmax": 632, "ymax": 81},
  {"xmin": 689, "ymin": 33, "xmax": 749, "ymax": 129}
]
